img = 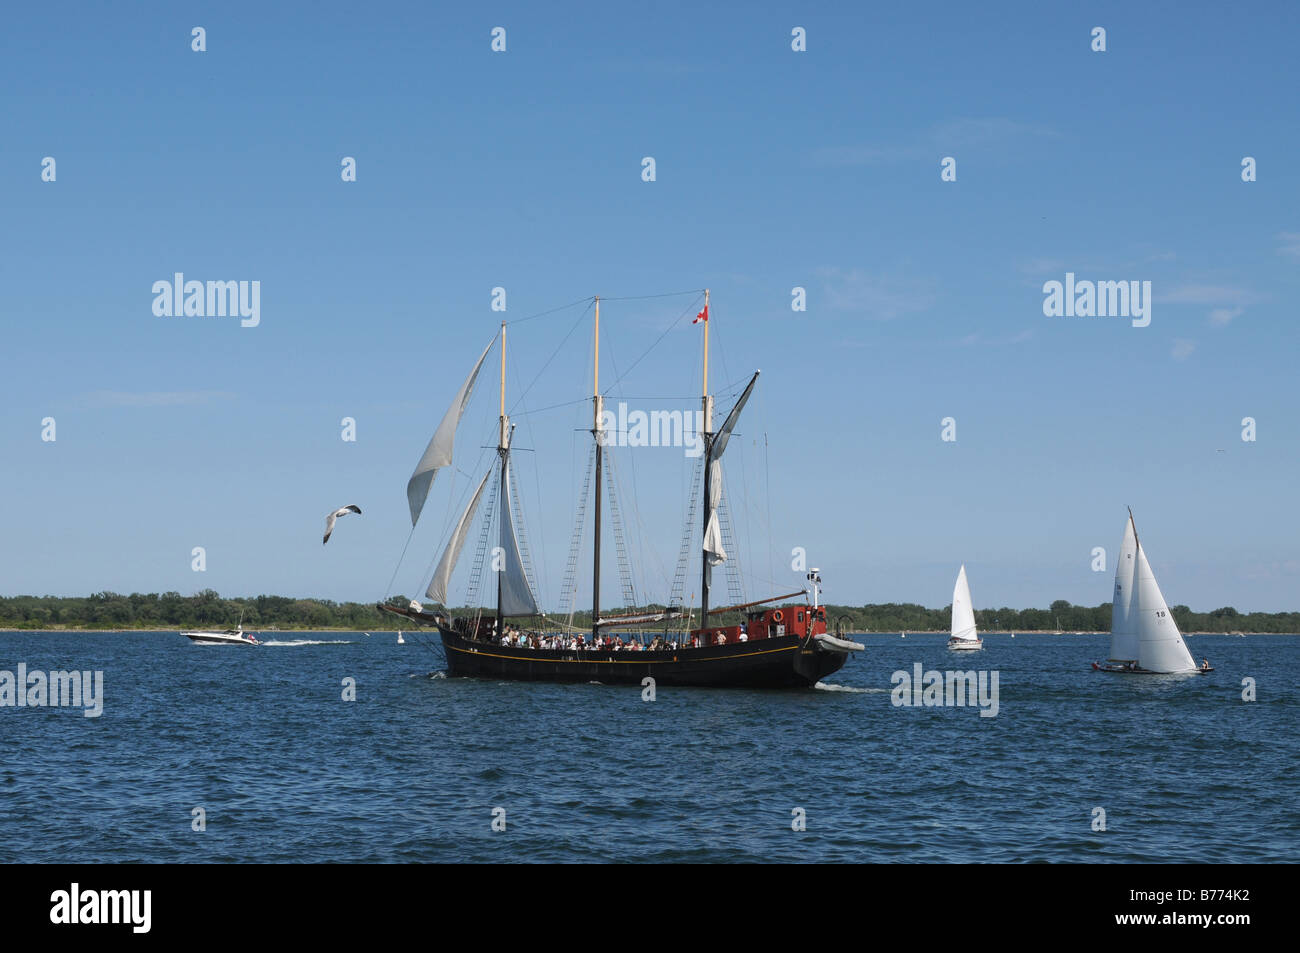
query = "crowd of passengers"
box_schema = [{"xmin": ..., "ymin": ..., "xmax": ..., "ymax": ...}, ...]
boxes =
[{"xmin": 453, "ymin": 616, "xmax": 755, "ymax": 651}]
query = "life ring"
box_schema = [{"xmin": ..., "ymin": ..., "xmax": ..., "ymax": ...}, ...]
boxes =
[{"xmin": 772, "ymin": 610, "xmax": 784, "ymax": 623}]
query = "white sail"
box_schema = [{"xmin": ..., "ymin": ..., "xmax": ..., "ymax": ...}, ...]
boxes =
[
  {"xmin": 702, "ymin": 372, "xmax": 759, "ymax": 587},
  {"xmin": 1109, "ymin": 516, "xmax": 1139, "ymax": 661},
  {"xmin": 1133, "ymin": 543, "xmax": 1196, "ymax": 673},
  {"xmin": 702, "ymin": 459, "xmax": 726, "ymax": 575},
  {"xmin": 950, "ymin": 564, "xmax": 978, "ymax": 641},
  {"xmin": 425, "ymin": 467, "xmax": 492, "ymax": 604},
  {"xmin": 498, "ymin": 463, "xmax": 540, "ymax": 617},
  {"xmin": 406, "ymin": 335, "xmax": 495, "ymax": 527}
]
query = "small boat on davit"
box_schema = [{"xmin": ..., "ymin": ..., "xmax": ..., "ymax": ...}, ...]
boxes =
[{"xmin": 379, "ymin": 290, "xmax": 862, "ymax": 687}]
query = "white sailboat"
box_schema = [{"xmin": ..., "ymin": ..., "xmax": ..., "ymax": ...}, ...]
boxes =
[
  {"xmin": 947, "ymin": 564, "xmax": 982, "ymax": 651},
  {"xmin": 1093, "ymin": 509, "xmax": 1210, "ymax": 674},
  {"xmin": 397, "ymin": 631, "xmax": 405, "ymax": 644}
]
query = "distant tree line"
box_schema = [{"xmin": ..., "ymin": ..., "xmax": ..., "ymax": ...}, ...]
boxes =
[{"xmin": 1, "ymin": 593, "xmax": 1297, "ymax": 633}]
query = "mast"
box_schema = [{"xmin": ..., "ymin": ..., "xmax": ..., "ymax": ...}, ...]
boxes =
[
  {"xmin": 699, "ymin": 288, "xmax": 713, "ymax": 630},
  {"xmin": 496, "ymin": 320, "xmax": 507, "ymax": 638},
  {"xmin": 591, "ymin": 297, "xmax": 603, "ymax": 641}
]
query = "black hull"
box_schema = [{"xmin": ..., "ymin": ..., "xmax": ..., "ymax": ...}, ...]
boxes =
[{"xmin": 437, "ymin": 626, "xmax": 849, "ymax": 688}]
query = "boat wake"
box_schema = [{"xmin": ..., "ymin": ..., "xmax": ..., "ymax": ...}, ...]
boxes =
[
  {"xmin": 813, "ymin": 682, "xmax": 888, "ymax": 694},
  {"xmin": 262, "ymin": 639, "xmax": 355, "ymax": 647}
]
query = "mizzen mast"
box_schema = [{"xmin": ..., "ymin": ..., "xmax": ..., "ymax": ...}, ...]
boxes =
[
  {"xmin": 699, "ymin": 288, "xmax": 714, "ymax": 629},
  {"xmin": 591, "ymin": 296, "xmax": 604, "ymax": 642}
]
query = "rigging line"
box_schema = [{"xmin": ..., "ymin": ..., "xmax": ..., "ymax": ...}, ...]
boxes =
[
  {"xmin": 508, "ymin": 299, "xmax": 595, "ymax": 415},
  {"xmin": 508, "ymin": 359, "xmax": 551, "ymax": 607},
  {"xmin": 383, "ymin": 525, "xmax": 418, "ymax": 601},
  {"xmin": 504, "ymin": 295, "xmax": 595, "ymax": 327},
  {"xmin": 511, "ymin": 396, "xmax": 590, "ymax": 418},
  {"xmin": 765, "ymin": 429, "xmax": 775, "ymax": 589},
  {"xmin": 601, "ymin": 294, "xmax": 705, "ymax": 394},
  {"xmin": 738, "ymin": 428, "xmax": 753, "ymax": 600},
  {"xmin": 604, "ymin": 334, "xmax": 665, "ymax": 605},
  {"xmin": 599, "ymin": 288, "xmax": 706, "ymax": 302}
]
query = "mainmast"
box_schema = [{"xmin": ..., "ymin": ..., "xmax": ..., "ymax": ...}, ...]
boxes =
[
  {"xmin": 699, "ymin": 288, "xmax": 713, "ymax": 630},
  {"xmin": 591, "ymin": 296, "xmax": 603, "ymax": 641},
  {"xmin": 496, "ymin": 320, "xmax": 508, "ymax": 638}
]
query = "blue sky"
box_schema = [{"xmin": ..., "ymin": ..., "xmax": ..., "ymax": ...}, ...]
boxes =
[{"xmin": 2, "ymin": 1, "xmax": 1297, "ymax": 612}]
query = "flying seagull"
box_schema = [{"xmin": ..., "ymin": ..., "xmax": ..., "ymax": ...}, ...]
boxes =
[{"xmin": 323, "ymin": 504, "xmax": 362, "ymax": 544}]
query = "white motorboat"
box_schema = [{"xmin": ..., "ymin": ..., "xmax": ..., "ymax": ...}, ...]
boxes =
[{"xmin": 181, "ymin": 625, "xmax": 262, "ymax": 646}]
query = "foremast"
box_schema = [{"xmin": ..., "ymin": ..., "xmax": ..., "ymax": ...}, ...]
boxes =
[{"xmin": 496, "ymin": 319, "xmax": 508, "ymax": 638}]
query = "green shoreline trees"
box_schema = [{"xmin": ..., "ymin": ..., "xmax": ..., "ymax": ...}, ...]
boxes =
[{"xmin": 0, "ymin": 592, "xmax": 1296, "ymax": 633}]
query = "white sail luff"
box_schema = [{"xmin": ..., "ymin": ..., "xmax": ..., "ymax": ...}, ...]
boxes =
[
  {"xmin": 950, "ymin": 564, "xmax": 978, "ymax": 641},
  {"xmin": 425, "ymin": 468, "xmax": 492, "ymax": 604},
  {"xmin": 1133, "ymin": 543, "xmax": 1196, "ymax": 673},
  {"xmin": 1109, "ymin": 516, "xmax": 1139, "ymax": 661},
  {"xmin": 406, "ymin": 335, "xmax": 495, "ymax": 527}
]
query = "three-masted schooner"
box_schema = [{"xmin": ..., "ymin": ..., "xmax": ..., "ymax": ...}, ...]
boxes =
[{"xmin": 380, "ymin": 291, "xmax": 862, "ymax": 687}]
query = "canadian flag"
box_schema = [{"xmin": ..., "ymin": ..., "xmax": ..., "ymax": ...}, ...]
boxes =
[{"xmin": 693, "ymin": 304, "xmax": 709, "ymax": 324}]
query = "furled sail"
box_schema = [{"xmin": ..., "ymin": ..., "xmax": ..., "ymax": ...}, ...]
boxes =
[
  {"xmin": 425, "ymin": 467, "xmax": 492, "ymax": 605},
  {"xmin": 1109, "ymin": 515, "xmax": 1139, "ymax": 662},
  {"xmin": 1133, "ymin": 542, "xmax": 1196, "ymax": 673},
  {"xmin": 497, "ymin": 463, "xmax": 540, "ymax": 617},
  {"xmin": 702, "ymin": 371, "xmax": 760, "ymax": 583},
  {"xmin": 406, "ymin": 335, "xmax": 495, "ymax": 527},
  {"xmin": 702, "ymin": 459, "xmax": 726, "ymax": 575},
  {"xmin": 951, "ymin": 564, "xmax": 978, "ymax": 641}
]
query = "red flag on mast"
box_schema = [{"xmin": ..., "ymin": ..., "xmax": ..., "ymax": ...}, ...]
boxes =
[{"xmin": 693, "ymin": 304, "xmax": 708, "ymax": 324}]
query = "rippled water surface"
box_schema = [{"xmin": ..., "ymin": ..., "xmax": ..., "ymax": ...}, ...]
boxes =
[{"xmin": 1, "ymin": 631, "xmax": 1294, "ymax": 862}]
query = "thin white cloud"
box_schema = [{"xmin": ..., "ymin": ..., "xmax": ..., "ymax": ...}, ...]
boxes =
[
  {"xmin": 1159, "ymin": 283, "xmax": 1258, "ymax": 326},
  {"xmin": 1159, "ymin": 284, "xmax": 1258, "ymax": 305},
  {"xmin": 1209, "ymin": 306, "xmax": 1243, "ymax": 326},
  {"xmin": 811, "ymin": 117, "xmax": 1057, "ymax": 167},
  {"xmin": 1171, "ymin": 339, "xmax": 1197, "ymax": 361},
  {"xmin": 1278, "ymin": 232, "xmax": 1300, "ymax": 260},
  {"xmin": 816, "ymin": 266, "xmax": 936, "ymax": 320},
  {"xmin": 84, "ymin": 390, "xmax": 236, "ymax": 408}
]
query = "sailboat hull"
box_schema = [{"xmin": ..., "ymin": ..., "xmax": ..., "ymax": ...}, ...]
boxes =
[
  {"xmin": 1092, "ymin": 661, "xmax": 1211, "ymax": 674},
  {"xmin": 436, "ymin": 626, "xmax": 848, "ymax": 688}
]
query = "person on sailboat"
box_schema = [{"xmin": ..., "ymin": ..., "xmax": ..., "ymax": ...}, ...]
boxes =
[{"xmin": 1200, "ymin": 657, "xmax": 1210, "ymax": 671}]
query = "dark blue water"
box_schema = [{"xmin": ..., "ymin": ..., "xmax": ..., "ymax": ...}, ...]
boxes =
[{"xmin": 1, "ymin": 631, "xmax": 1294, "ymax": 862}]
